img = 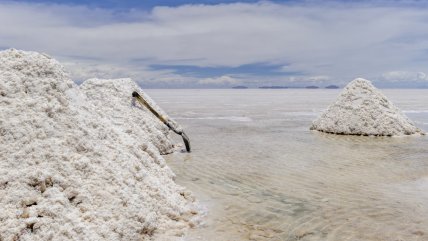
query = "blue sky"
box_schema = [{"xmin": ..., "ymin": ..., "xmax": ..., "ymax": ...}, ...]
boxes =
[
  {"xmin": 149, "ymin": 63, "xmax": 301, "ymax": 77},
  {"xmin": 2, "ymin": 0, "xmax": 428, "ymax": 88}
]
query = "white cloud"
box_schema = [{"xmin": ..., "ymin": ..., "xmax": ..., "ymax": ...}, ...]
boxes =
[
  {"xmin": 198, "ymin": 75, "xmax": 239, "ymax": 85},
  {"xmin": 307, "ymin": 75, "xmax": 331, "ymax": 83},
  {"xmin": 381, "ymin": 71, "xmax": 428, "ymax": 82},
  {"xmin": 1, "ymin": 1, "xmax": 428, "ymax": 86}
]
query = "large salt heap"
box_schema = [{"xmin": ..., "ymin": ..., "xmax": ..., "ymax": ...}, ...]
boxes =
[
  {"xmin": 0, "ymin": 49, "xmax": 199, "ymax": 241},
  {"xmin": 310, "ymin": 78, "xmax": 424, "ymax": 136}
]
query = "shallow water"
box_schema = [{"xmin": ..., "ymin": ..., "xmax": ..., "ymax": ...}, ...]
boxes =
[{"xmin": 146, "ymin": 89, "xmax": 428, "ymax": 241}]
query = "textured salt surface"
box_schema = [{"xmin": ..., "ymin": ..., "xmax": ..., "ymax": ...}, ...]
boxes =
[
  {"xmin": 80, "ymin": 78, "xmax": 179, "ymax": 155},
  {"xmin": 310, "ymin": 78, "xmax": 424, "ymax": 136},
  {"xmin": 0, "ymin": 49, "xmax": 199, "ymax": 241}
]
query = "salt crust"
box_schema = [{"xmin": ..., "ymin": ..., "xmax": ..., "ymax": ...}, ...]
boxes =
[
  {"xmin": 310, "ymin": 78, "xmax": 424, "ymax": 136},
  {"xmin": 0, "ymin": 49, "xmax": 199, "ymax": 241}
]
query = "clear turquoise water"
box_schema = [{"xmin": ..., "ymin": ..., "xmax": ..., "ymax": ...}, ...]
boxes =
[{"xmin": 147, "ymin": 89, "xmax": 428, "ymax": 241}]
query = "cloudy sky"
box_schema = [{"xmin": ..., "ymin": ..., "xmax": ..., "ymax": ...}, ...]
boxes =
[{"xmin": 1, "ymin": 0, "xmax": 428, "ymax": 88}]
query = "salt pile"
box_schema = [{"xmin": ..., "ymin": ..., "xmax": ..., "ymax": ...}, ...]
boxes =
[
  {"xmin": 310, "ymin": 78, "xmax": 424, "ymax": 136},
  {"xmin": 0, "ymin": 49, "xmax": 199, "ymax": 241}
]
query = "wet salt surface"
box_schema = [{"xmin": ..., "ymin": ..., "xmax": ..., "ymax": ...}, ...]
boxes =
[
  {"xmin": 147, "ymin": 89, "xmax": 428, "ymax": 241},
  {"xmin": 175, "ymin": 116, "xmax": 253, "ymax": 122}
]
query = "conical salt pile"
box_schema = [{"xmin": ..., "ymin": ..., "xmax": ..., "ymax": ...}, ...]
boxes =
[
  {"xmin": 0, "ymin": 49, "xmax": 199, "ymax": 241},
  {"xmin": 310, "ymin": 78, "xmax": 424, "ymax": 136}
]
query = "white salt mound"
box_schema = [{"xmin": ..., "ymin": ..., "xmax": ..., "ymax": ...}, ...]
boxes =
[
  {"xmin": 0, "ymin": 49, "xmax": 199, "ymax": 241},
  {"xmin": 310, "ymin": 78, "xmax": 424, "ymax": 136}
]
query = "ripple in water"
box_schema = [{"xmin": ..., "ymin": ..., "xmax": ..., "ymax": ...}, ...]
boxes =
[{"xmin": 146, "ymin": 89, "xmax": 428, "ymax": 241}]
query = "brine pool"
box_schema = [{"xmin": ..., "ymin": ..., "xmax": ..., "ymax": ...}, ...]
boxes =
[{"xmin": 147, "ymin": 89, "xmax": 428, "ymax": 241}]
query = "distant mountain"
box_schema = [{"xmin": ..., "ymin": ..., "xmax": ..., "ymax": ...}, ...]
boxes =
[
  {"xmin": 325, "ymin": 85, "xmax": 340, "ymax": 89},
  {"xmin": 258, "ymin": 86, "xmax": 288, "ymax": 89},
  {"xmin": 305, "ymin": 85, "xmax": 319, "ymax": 89},
  {"xmin": 232, "ymin": 86, "xmax": 248, "ymax": 89}
]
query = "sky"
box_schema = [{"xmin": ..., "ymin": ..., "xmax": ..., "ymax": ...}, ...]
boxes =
[{"xmin": 1, "ymin": 0, "xmax": 428, "ymax": 88}]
